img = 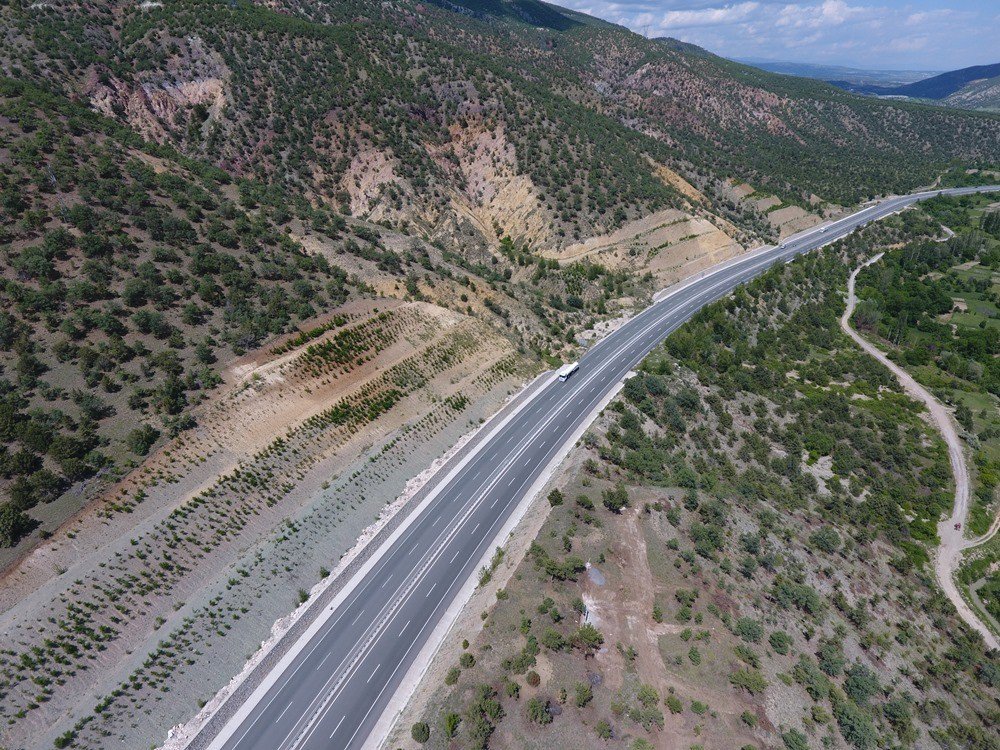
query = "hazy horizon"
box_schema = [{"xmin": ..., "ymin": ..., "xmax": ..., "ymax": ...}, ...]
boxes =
[{"xmin": 556, "ymin": 0, "xmax": 1000, "ymax": 70}]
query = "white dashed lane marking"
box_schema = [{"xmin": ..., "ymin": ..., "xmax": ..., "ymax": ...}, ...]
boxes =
[{"xmin": 330, "ymin": 715, "xmax": 346, "ymax": 739}]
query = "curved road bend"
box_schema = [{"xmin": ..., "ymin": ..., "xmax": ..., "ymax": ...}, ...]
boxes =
[
  {"xmin": 843, "ymin": 253, "xmax": 999, "ymax": 650},
  {"xmin": 204, "ymin": 186, "xmax": 1000, "ymax": 750}
]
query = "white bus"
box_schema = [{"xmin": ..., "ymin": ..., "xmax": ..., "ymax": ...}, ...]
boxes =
[{"xmin": 557, "ymin": 362, "xmax": 580, "ymax": 382}]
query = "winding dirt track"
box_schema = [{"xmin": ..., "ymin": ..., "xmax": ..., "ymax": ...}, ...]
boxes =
[{"xmin": 842, "ymin": 254, "xmax": 998, "ymax": 650}]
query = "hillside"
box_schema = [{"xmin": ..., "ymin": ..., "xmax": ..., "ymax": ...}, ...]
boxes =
[
  {"xmin": 0, "ymin": 2, "xmax": 999, "ymax": 748},
  {"xmin": 738, "ymin": 60, "xmax": 936, "ymax": 88},
  {"xmin": 886, "ymin": 63, "xmax": 1000, "ymax": 100},
  {"xmin": 0, "ymin": 78, "xmax": 359, "ymax": 547},
  {"xmin": 0, "ymin": 77, "xmax": 670, "ymax": 563},
  {"xmin": 3, "ymin": 0, "xmax": 1000, "ymax": 246}
]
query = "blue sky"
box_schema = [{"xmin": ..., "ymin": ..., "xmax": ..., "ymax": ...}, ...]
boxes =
[{"xmin": 555, "ymin": 0, "xmax": 999, "ymax": 70}]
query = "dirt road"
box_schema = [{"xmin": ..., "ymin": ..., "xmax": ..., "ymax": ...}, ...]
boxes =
[{"xmin": 842, "ymin": 254, "xmax": 998, "ymax": 650}]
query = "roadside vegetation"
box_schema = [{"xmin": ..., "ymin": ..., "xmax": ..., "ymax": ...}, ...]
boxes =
[{"xmin": 0, "ymin": 79, "xmax": 354, "ymax": 549}]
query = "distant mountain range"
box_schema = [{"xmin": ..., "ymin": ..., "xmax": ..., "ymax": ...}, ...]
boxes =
[
  {"xmin": 740, "ymin": 58, "xmax": 1000, "ymax": 113},
  {"xmin": 737, "ymin": 60, "xmax": 939, "ymax": 88}
]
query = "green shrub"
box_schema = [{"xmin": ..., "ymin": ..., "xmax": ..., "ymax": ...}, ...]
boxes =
[{"xmin": 410, "ymin": 722, "xmax": 430, "ymax": 744}]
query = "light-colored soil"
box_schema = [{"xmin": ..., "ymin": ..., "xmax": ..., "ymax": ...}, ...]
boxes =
[
  {"xmin": 0, "ymin": 301, "xmax": 533, "ymax": 750},
  {"xmin": 768, "ymin": 205, "xmax": 822, "ymax": 238},
  {"xmin": 540, "ymin": 208, "xmax": 745, "ymax": 290},
  {"xmin": 648, "ymin": 161, "xmax": 707, "ymax": 204},
  {"xmin": 842, "ymin": 254, "xmax": 999, "ymax": 649}
]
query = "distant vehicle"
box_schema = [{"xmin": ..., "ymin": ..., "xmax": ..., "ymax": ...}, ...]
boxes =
[
  {"xmin": 819, "ymin": 227, "xmax": 828, "ymax": 233},
  {"xmin": 954, "ymin": 522, "xmax": 962, "ymax": 530},
  {"xmin": 557, "ymin": 362, "xmax": 580, "ymax": 382}
]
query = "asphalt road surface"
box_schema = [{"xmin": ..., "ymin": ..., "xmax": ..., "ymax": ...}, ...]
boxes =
[{"xmin": 206, "ymin": 186, "xmax": 999, "ymax": 750}]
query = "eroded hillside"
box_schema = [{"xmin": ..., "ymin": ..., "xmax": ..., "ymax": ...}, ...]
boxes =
[{"xmin": 5, "ymin": 0, "xmax": 1000, "ymax": 254}]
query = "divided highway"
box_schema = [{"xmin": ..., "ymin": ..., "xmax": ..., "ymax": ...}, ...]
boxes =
[{"xmin": 203, "ymin": 186, "xmax": 999, "ymax": 750}]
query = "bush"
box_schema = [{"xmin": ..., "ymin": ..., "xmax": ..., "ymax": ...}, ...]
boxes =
[
  {"xmin": 572, "ymin": 623, "xmax": 604, "ymax": 653},
  {"xmin": 444, "ymin": 667, "xmax": 460, "ymax": 685},
  {"xmin": 410, "ymin": 722, "xmax": 430, "ymax": 744},
  {"xmin": 526, "ymin": 670, "xmax": 541, "ymax": 687},
  {"xmin": 735, "ymin": 617, "xmax": 764, "ymax": 643},
  {"xmin": 459, "ymin": 652, "xmax": 476, "ymax": 668},
  {"xmin": 637, "ymin": 683, "xmax": 659, "ymax": 707},
  {"xmin": 126, "ymin": 423, "xmax": 160, "ymax": 456},
  {"xmin": 527, "ymin": 697, "xmax": 552, "ymax": 724},
  {"xmin": 666, "ymin": 694, "xmax": 683, "ymax": 713},
  {"xmin": 769, "ymin": 630, "xmax": 792, "ymax": 655},
  {"xmin": 834, "ymin": 698, "xmax": 878, "ymax": 749},
  {"xmin": 782, "ymin": 728, "xmax": 809, "ymax": 750},
  {"xmin": 729, "ymin": 669, "xmax": 768, "ymax": 695},
  {"xmin": 843, "ymin": 663, "xmax": 880, "ymax": 706},
  {"xmin": 596, "ymin": 720, "xmax": 613, "ymax": 739},
  {"xmin": 547, "ymin": 488, "xmax": 564, "ymax": 506},
  {"xmin": 540, "ymin": 628, "xmax": 567, "ymax": 651},
  {"xmin": 0, "ymin": 503, "xmax": 32, "ymax": 547},
  {"xmin": 602, "ymin": 484, "xmax": 629, "ymax": 512},
  {"xmin": 442, "ymin": 712, "xmax": 460, "ymax": 738},
  {"xmin": 810, "ymin": 526, "xmax": 841, "ymax": 553},
  {"xmin": 817, "ymin": 639, "xmax": 846, "ymax": 677}
]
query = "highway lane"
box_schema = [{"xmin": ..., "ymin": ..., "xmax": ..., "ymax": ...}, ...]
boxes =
[{"xmin": 206, "ymin": 185, "xmax": 999, "ymax": 750}]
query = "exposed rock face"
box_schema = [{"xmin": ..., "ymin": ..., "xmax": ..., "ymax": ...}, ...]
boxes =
[{"xmin": 83, "ymin": 34, "xmax": 230, "ymax": 148}]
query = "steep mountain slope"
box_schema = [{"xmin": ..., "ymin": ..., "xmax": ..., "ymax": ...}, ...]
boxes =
[
  {"xmin": 0, "ymin": 77, "xmax": 665, "ymax": 563},
  {"xmin": 3, "ymin": 0, "xmax": 1000, "ymax": 251},
  {"xmin": 0, "ymin": 78, "xmax": 356, "ymax": 547}
]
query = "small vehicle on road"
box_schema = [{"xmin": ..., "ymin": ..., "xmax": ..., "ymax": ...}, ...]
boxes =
[{"xmin": 557, "ymin": 362, "xmax": 580, "ymax": 382}]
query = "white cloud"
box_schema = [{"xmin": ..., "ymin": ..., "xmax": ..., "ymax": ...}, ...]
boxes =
[
  {"xmin": 553, "ymin": 0, "xmax": 998, "ymax": 69},
  {"xmin": 659, "ymin": 1, "xmax": 760, "ymax": 28},
  {"xmin": 775, "ymin": 0, "xmax": 872, "ymax": 31},
  {"xmin": 904, "ymin": 9, "xmax": 952, "ymax": 27}
]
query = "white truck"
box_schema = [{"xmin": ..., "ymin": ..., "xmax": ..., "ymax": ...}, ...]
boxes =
[{"xmin": 557, "ymin": 361, "xmax": 580, "ymax": 382}]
